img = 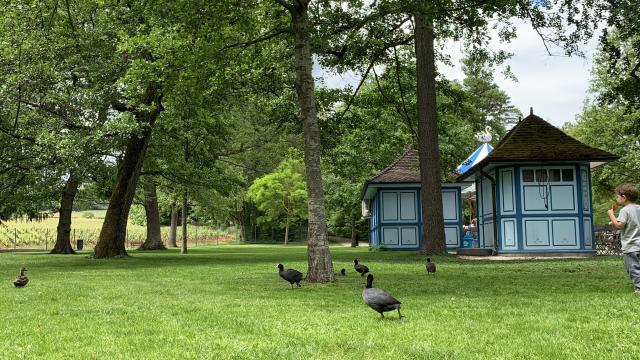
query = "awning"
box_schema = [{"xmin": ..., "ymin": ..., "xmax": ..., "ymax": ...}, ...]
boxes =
[{"xmin": 456, "ymin": 143, "xmax": 493, "ymax": 176}]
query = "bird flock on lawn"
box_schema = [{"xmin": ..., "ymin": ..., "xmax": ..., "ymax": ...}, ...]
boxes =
[
  {"xmin": 11, "ymin": 256, "xmax": 437, "ymax": 320},
  {"xmin": 276, "ymin": 257, "xmax": 437, "ymax": 320}
]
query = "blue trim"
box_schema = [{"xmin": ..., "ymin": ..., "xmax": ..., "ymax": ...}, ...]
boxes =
[
  {"xmin": 587, "ymin": 166, "xmax": 595, "ymax": 250},
  {"xmin": 495, "ymin": 168, "xmax": 502, "ymax": 251},
  {"xmin": 417, "ymin": 187, "xmax": 422, "ymax": 249},
  {"xmin": 514, "ymin": 165, "xmax": 525, "ymax": 250},
  {"xmin": 576, "ymin": 165, "xmax": 585, "ymax": 250}
]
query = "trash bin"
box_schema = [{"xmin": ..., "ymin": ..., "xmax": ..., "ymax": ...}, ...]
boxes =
[{"xmin": 76, "ymin": 239, "xmax": 84, "ymax": 250}]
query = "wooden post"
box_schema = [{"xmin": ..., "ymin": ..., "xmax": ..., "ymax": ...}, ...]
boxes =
[
  {"xmin": 14, "ymin": 228, "xmax": 17, "ymax": 250},
  {"xmin": 45, "ymin": 229, "xmax": 48, "ymax": 250}
]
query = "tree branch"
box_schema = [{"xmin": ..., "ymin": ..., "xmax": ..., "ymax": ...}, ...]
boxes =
[
  {"xmin": 393, "ymin": 46, "xmax": 415, "ymax": 136},
  {"xmin": 222, "ymin": 28, "xmax": 289, "ymax": 51},
  {"xmin": 274, "ymin": 0, "xmax": 295, "ymax": 13}
]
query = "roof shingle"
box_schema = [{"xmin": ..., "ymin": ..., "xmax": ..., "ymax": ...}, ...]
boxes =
[
  {"xmin": 457, "ymin": 113, "xmax": 618, "ymax": 179},
  {"xmin": 366, "ymin": 149, "xmax": 420, "ymax": 184}
]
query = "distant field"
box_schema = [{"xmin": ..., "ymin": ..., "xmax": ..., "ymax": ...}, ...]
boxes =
[{"xmin": 0, "ymin": 210, "xmax": 235, "ymax": 250}]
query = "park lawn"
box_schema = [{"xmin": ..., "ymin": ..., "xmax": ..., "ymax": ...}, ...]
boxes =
[{"xmin": 0, "ymin": 245, "xmax": 638, "ymax": 360}]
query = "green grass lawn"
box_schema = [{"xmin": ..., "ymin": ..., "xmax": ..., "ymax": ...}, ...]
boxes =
[{"xmin": 0, "ymin": 245, "xmax": 638, "ymax": 359}]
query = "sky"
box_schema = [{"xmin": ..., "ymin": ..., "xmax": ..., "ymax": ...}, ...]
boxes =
[{"xmin": 316, "ymin": 19, "xmax": 600, "ymax": 128}]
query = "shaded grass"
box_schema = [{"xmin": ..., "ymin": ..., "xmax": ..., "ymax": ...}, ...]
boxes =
[{"xmin": 0, "ymin": 245, "xmax": 638, "ymax": 359}]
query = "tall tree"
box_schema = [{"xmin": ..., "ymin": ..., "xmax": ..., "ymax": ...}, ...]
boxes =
[
  {"xmin": 139, "ymin": 177, "xmax": 165, "ymax": 250},
  {"xmin": 274, "ymin": 0, "xmax": 335, "ymax": 282},
  {"xmin": 51, "ymin": 173, "xmax": 80, "ymax": 254}
]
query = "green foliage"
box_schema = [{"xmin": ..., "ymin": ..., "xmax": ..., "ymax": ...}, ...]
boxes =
[
  {"xmin": 567, "ymin": 28, "xmax": 640, "ymax": 224},
  {"xmin": 247, "ymin": 154, "xmax": 308, "ymax": 230},
  {"xmin": 1, "ymin": 245, "xmax": 639, "ymax": 358}
]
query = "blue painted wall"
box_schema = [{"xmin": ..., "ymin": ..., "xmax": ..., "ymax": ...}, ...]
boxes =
[
  {"xmin": 368, "ymin": 185, "xmax": 463, "ymax": 250},
  {"xmin": 475, "ymin": 163, "xmax": 596, "ymax": 253}
]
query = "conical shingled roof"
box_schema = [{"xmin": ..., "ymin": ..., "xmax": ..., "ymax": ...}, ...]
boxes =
[
  {"xmin": 366, "ymin": 149, "xmax": 420, "ymax": 184},
  {"xmin": 457, "ymin": 112, "xmax": 619, "ymax": 181}
]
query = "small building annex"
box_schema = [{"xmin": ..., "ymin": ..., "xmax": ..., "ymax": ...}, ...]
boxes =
[
  {"xmin": 457, "ymin": 111, "xmax": 618, "ymax": 255},
  {"xmin": 361, "ymin": 149, "xmax": 465, "ymax": 250}
]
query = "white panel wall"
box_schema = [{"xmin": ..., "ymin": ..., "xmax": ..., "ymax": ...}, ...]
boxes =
[
  {"xmin": 502, "ymin": 220, "xmax": 517, "ymax": 248},
  {"xmin": 400, "ymin": 192, "xmax": 417, "ymax": 220},
  {"xmin": 382, "ymin": 192, "xmax": 398, "ymax": 221},
  {"xmin": 444, "ymin": 226, "xmax": 460, "ymax": 246},
  {"xmin": 523, "ymin": 218, "xmax": 581, "ymax": 249},
  {"xmin": 482, "ymin": 221, "xmax": 494, "ymax": 247},
  {"xmin": 524, "ymin": 220, "xmax": 550, "ymax": 247},
  {"xmin": 482, "ymin": 176, "xmax": 493, "ymax": 216},
  {"xmin": 583, "ymin": 218, "xmax": 593, "ymax": 247},
  {"xmin": 551, "ymin": 219, "xmax": 578, "ymax": 246},
  {"xmin": 442, "ymin": 190, "xmax": 459, "ymax": 222},
  {"xmin": 400, "ymin": 227, "xmax": 418, "ymax": 246},
  {"xmin": 500, "ymin": 169, "xmax": 516, "ymax": 214},
  {"xmin": 523, "ymin": 186, "xmax": 548, "ymax": 211},
  {"xmin": 550, "ymin": 185, "xmax": 576, "ymax": 211},
  {"xmin": 382, "ymin": 227, "xmax": 399, "ymax": 246},
  {"xmin": 581, "ymin": 167, "xmax": 591, "ymax": 213},
  {"xmin": 381, "ymin": 226, "xmax": 418, "ymax": 247}
]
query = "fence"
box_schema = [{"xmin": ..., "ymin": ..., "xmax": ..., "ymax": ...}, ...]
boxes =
[
  {"xmin": 595, "ymin": 225, "xmax": 622, "ymax": 256},
  {"xmin": 0, "ymin": 224, "xmax": 237, "ymax": 252}
]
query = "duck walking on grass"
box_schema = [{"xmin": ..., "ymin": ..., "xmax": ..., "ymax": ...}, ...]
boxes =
[
  {"xmin": 14, "ymin": 267, "xmax": 28, "ymax": 288},
  {"xmin": 277, "ymin": 264, "xmax": 303, "ymax": 288},
  {"xmin": 362, "ymin": 274, "xmax": 403, "ymax": 320},
  {"xmin": 354, "ymin": 259, "xmax": 369, "ymax": 277},
  {"xmin": 426, "ymin": 258, "xmax": 436, "ymax": 274}
]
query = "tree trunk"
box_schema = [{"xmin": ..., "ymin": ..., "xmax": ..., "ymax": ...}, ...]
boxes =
[
  {"xmin": 139, "ymin": 178, "xmax": 166, "ymax": 250},
  {"xmin": 181, "ymin": 188, "xmax": 188, "ymax": 254},
  {"xmin": 169, "ymin": 202, "xmax": 178, "ymax": 247},
  {"xmin": 350, "ymin": 219, "xmax": 359, "ymax": 247},
  {"xmin": 284, "ymin": 214, "xmax": 290, "ymax": 245},
  {"xmin": 94, "ymin": 87, "xmax": 162, "ymax": 258},
  {"xmin": 415, "ymin": 14, "xmax": 446, "ymax": 255},
  {"xmin": 290, "ymin": 1, "xmax": 335, "ymax": 282},
  {"xmin": 51, "ymin": 173, "xmax": 80, "ymax": 254}
]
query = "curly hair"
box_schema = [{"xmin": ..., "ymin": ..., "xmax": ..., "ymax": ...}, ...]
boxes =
[{"xmin": 615, "ymin": 183, "xmax": 639, "ymax": 203}]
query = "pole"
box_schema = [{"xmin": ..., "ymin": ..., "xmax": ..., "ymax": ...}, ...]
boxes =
[
  {"xmin": 195, "ymin": 223, "xmax": 198, "ymax": 247},
  {"xmin": 14, "ymin": 228, "xmax": 17, "ymax": 250},
  {"xmin": 45, "ymin": 228, "xmax": 48, "ymax": 250}
]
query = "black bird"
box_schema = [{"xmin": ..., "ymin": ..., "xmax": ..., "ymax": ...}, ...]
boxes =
[
  {"xmin": 13, "ymin": 267, "xmax": 28, "ymax": 287},
  {"xmin": 277, "ymin": 264, "xmax": 303, "ymax": 288},
  {"xmin": 426, "ymin": 258, "xmax": 436, "ymax": 274},
  {"xmin": 362, "ymin": 274, "xmax": 403, "ymax": 320},
  {"xmin": 354, "ymin": 259, "xmax": 369, "ymax": 277},
  {"xmin": 335, "ymin": 268, "xmax": 346, "ymax": 276}
]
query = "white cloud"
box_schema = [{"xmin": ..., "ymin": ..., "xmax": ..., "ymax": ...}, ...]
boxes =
[
  {"xmin": 317, "ymin": 19, "xmax": 599, "ymax": 128},
  {"xmin": 439, "ymin": 19, "xmax": 598, "ymax": 127}
]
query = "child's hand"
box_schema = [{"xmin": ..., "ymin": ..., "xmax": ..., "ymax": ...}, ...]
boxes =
[{"xmin": 607, "ymin": 209, "xmax": 615, "ymax": 218}]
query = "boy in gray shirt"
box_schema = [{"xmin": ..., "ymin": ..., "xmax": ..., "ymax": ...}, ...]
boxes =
[{"xmin": 607, "ymin": 183, "xmax": 640, "ymax": 295}]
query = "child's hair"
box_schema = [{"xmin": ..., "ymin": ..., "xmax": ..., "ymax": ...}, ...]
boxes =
[{"xmin": 615, "ymin": 183, "xmax": 639, "ymax": 202}]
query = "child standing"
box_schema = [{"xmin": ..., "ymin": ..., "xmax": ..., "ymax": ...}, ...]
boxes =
[{"xmin": 607, "ymin": 183, "xmax": 640, "ymax": 295}]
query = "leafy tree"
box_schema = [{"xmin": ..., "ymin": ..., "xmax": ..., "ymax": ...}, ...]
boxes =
[
  {"xmin": 567, "ymin": 31, "xmax": 640, "ymax": 224},
  {"xmin": 247, "ymin": 156, "xmax": 308, "ymax": 245}
]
